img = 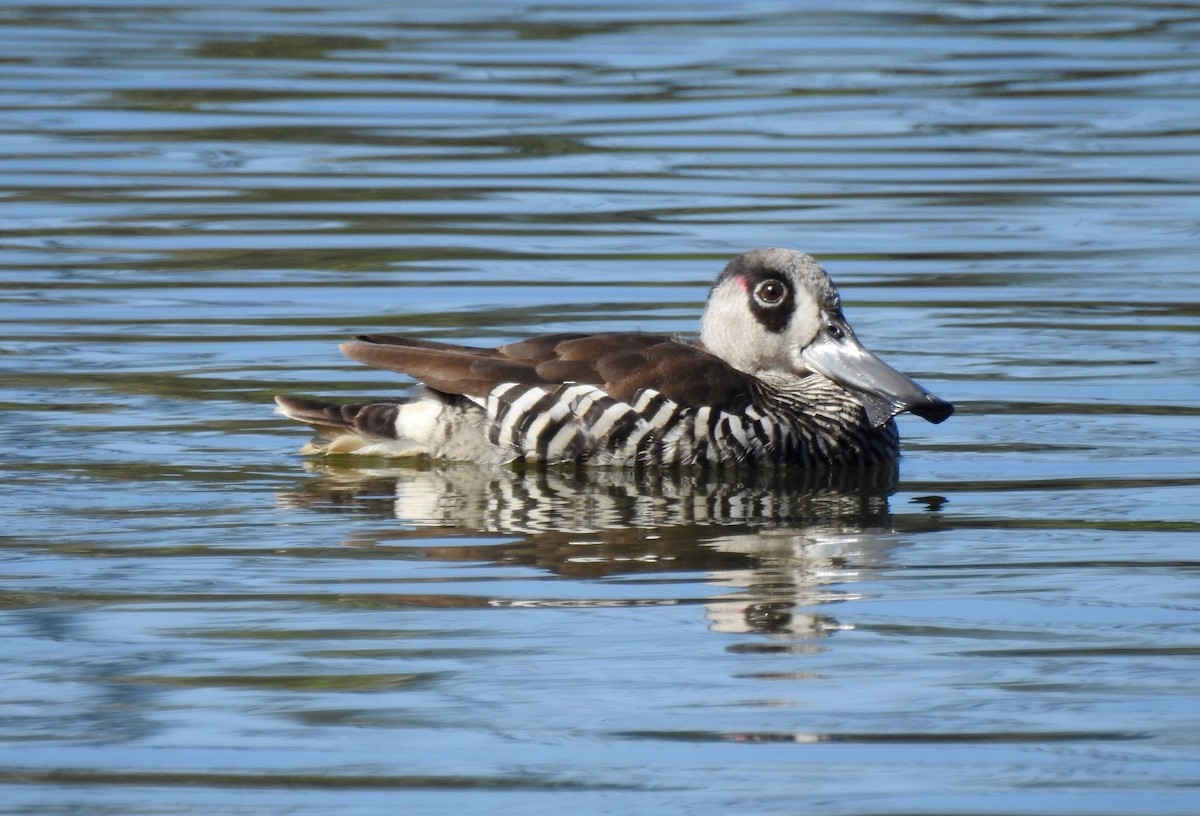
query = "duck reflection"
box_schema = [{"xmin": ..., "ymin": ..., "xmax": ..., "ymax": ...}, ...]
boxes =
[{"xmin": 278, "ymin": 462, "xmax": 908, "ymax": 637}]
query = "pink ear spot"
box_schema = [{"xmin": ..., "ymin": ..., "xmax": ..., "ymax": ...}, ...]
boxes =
[{"xmin": 733, "ymin": 274, "xmax": 749, "ymax": 292}]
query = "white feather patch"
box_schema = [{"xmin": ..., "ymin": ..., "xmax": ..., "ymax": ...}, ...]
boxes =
[{"xmin": 394, "ymin": 398, "xmax": 445, "ymax": 445}]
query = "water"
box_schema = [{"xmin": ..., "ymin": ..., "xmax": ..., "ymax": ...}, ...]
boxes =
[{"xmin": 2, "ymin": 1, "xmax": 1199, "ymax": 813}]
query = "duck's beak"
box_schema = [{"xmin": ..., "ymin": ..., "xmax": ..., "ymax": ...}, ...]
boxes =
[{"xmin": 801, "ymin": 315, "xmax": 954, "ymax": 428}]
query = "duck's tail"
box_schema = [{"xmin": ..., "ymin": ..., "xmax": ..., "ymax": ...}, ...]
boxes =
[{"xmin": 274, "ymin": 395, "xmax": 420, "ymax": 455}]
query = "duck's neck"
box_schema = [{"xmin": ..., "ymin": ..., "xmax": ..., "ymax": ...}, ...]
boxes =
[{"xmin": 750, "ymin": 374, "xmax": 900, "ymax": 466}]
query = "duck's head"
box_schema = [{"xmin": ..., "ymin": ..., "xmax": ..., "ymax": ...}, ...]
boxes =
[{"xmin": 700, "ymin": 247, "xmax": 954, "ymax": 427}]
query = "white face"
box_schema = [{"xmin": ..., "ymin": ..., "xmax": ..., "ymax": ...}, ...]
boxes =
[
  {"xmin": 699, "ymin": 249, "xmax": 832, "ymax": 376},
  {"xmin": 698, "ymin": 248, "xmax": 954, "ymax": 427}
]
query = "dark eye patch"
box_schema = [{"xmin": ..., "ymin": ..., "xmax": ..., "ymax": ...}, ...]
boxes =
[
  {"xmin": 715, "ymin": 254, "xmax": 801, "ymax": 335},
  {"xmin": 747, "ymin": 273, "xmax": 794, "ymax": 333}
]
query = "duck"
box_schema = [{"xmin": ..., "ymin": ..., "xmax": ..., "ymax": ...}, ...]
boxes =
[{"xmin": 275, "ymin": 248, "xmax": 952, "ymax": 467}]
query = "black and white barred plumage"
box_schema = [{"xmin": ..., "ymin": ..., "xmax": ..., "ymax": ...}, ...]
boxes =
[{"xmin": 275, "ymin": 248, "xmax": 952, "ymax": 468}]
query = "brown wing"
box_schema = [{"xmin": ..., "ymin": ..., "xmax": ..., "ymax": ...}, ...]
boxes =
[
  {"xmin": 340, "ymin": 332, "xmax": 756, "ymax": 412},
  {"xmin": 341, "ymin": 334, "xmax": 544, "ymax": 398}
]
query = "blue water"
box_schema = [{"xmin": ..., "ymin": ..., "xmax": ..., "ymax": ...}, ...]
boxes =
[{"xmin": 1, "ymin": 2, "xmax": 1199, "ymax": 814}]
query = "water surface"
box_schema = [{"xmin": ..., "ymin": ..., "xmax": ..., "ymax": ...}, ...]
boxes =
[{"xmin": 1, "ymin": 2, "xmax": 1199, "ymax": 814}]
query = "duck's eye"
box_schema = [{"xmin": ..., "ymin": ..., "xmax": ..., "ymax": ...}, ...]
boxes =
[
  {"xmin": 826, "ymin": 322, "xmax": 845, "ymax": 341},
  {"xmin": 753, "ymin": 279, "xmax": 787, "ymax": 307}
]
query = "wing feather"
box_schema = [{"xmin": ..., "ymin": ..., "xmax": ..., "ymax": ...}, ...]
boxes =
[{"xmin": 340, "ymin": 332, "xmax": 755, "ymax": 412}]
